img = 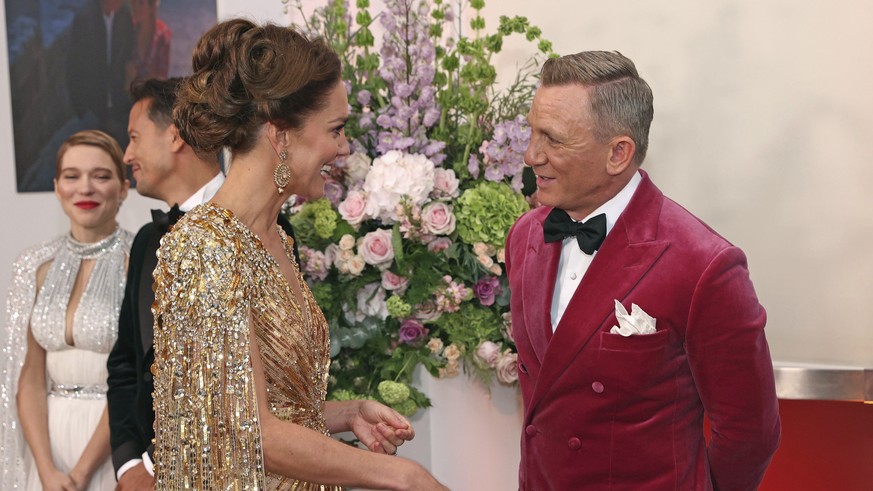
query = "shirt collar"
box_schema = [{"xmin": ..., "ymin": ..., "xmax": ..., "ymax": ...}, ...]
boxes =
[
  {"xmin": 178, "ymin": 173, "xmax": 225, "ymax": 212},
  {"xmin": 579, "ymin": 170, "xmax": 641, "ymax": 236}
]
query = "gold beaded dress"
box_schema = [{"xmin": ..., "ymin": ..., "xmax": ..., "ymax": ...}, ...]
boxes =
[{"xmin": 152, "ymin": 203, "xmax": 340, "ymax": 490}]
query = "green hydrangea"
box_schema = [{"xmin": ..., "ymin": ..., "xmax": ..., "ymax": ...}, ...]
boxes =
[
  {"xmin": 289, "ymin": 199, "xmax": 338, "ymax": 245},
  {"xmin": 392, "ymin": 399, "xmax": 418, "ymax": 417},
  {"xmin": 386, "ymin": 295, "xmax": 412, "ymax": 319},
  {"xmin": 437, "ymin": 303, "xmax": 502, "ymax": 348},
  {"xmin": 377, "ymin": 380, "xmax": 410, "ymax": 405},
  {"xmin": 313, "ymin": 212, "xmax": 338, "ymax": 239},
  {"xmin": 329, "ymin": 389, "xmax": 366, "ymax": 401},
  {"xmin": 455, "ymin": 181, "xmax": 529, "ymax": 248}
]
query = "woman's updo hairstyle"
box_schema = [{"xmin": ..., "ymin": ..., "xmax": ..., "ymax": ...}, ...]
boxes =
[{"xmin": 174, "ymin": 18, "xmax": 342, "ymax": 158}]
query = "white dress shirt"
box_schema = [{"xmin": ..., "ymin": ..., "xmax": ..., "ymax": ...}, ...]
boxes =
[{"xmin": 550, "ymin": 171, "xmax": 642, "ymax": 331}]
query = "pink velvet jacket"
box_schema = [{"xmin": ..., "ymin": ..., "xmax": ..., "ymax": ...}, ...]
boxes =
[{"xmin": 505, "ymin": 171, "xmax": 780, "ymax": 490}]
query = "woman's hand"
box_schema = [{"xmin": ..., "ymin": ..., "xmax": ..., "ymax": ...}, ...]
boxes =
[
  {"xmin": 347, "ymin": 400, "xmax": 415, "ymax": 455},
  {"xmin": 68, "ymin": 465, "xmax": 92, "ymax": 491},
  {"xmin": 39, "ymin": 467, "xmax": 80, "ymax": 491}
]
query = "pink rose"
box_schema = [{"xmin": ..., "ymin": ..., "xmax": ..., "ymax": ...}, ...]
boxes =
[
  {"xmin": 414, "ymin": 300, "xmax": 442, "ymax": 322},
  {"xmin": 443, "ymin": 344, "xmax": 462, "ymax": 362},
  {"xmin": 474, "ymin": 341, "xmax": 500, "ymax": 368},
  {"xmin": 432, "ymin": 168, "xmax": 459, "ymax": 198},
  {"xmin": 338, "ymin": 190, "xmax": 368, "ymax": 226},
  {"xmin": 495, "ymin": 349, "xmax": 518, "ymax": 385},
  {"xmin": 359, "ymin": 228, "xmax": 395, "ymax": 268},
  {"xmin": 426, "ymin": 237, "xmax": 452, "ymax": 253},
  {"xmin": 426, "ymin": 337, "xmax": 444, "ymax": 354},
  {"xmin": 439, "ymin": 359, "xmax": 461, "ymax": 378},
  {"xmin": 477, "ymin": 254, "xmax": 495, "ymax": 269},
  {"xmin": 398, "ymin": 319, "xmax": 429, "ymax": 346},
  {"xmin": 338, "ymin": 234, "xmax": 356, "ymax": 251},
  {"xmin": 381, "ymin": 270, "xmax": 409, "ymax": 295},
  {"xmin": 346, "ymin": 255, "xmax": 366, "ymax": 276},
  {"xmin": 421, "ymin": 202, "xmax": 456, "ymax": 235},
  {"xmin": 473, "ymin": 276, "xmax": 502, "ymax": 307}
]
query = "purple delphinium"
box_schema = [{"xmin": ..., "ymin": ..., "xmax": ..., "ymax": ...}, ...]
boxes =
[
  {"xmin": 479, "ymin": 115, "xmax": 531, "ymax": 191},
  {"xmin": 373, "ymin": 0, "xmax": 446, "ymax": 164}
]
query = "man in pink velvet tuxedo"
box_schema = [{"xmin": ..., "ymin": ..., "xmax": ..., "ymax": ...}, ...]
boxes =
[{"xmin": 505, "ymin": 51, "xmax": 780, "ymax": 490}]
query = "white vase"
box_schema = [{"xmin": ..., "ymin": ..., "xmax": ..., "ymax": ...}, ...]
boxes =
[{"xmin": 400, "ymin": 366, "xmax": 524, "ymax": 491}]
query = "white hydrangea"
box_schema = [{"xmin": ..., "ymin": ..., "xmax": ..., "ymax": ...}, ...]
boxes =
[{"xmin": 363, "ymin": 150, "xmax": 435, "ymax": 223}]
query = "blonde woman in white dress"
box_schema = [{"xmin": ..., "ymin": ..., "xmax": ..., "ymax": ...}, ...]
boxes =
[{"xmin": 0, "ymin": 130, "xmax": 132, "ymax": 491}]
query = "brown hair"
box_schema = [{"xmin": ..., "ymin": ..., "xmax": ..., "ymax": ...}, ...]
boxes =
[
  {"xmin": 541, "ymin": 51, "xmax": 654, "ymax": 165},
  {"xmin": 174, "ymin": 19, "xmax": 342, "ymax": 158},
  {"xmin": 55, "ymin": 130, "xmax": 125, "ymax": 182}
]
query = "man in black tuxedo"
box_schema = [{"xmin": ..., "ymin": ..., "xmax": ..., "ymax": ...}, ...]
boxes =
[{"xmin": 106, "ymin": 78, "xmax": 298, "ymax": 489}]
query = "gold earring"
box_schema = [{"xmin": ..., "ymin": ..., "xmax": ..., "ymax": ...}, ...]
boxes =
[{"xmin": 274, "ymin": 149, "xmax": 290, "ymax": 194}]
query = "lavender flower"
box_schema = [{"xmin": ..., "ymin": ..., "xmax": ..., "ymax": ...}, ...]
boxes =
[{"xmin": 478, "ymin": 115, "xmax": 531, "ymax": 191}]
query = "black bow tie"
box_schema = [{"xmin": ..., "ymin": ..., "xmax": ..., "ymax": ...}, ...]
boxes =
[
  {"xmin": 151, "ymin": 204, "xmax": 184, "ymax": 232},
  {"xmin": 543, "ymin": 209, "xmax": 607, "ymax": 254}
]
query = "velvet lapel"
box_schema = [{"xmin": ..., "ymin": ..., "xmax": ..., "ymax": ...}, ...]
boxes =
[
  {"xmin": 520, "ymin": 211, "xmax": 562, "ymax": 365},
  {"xmin": 527, "ymin": 171, "xmax": 669, "ymax": 413}
]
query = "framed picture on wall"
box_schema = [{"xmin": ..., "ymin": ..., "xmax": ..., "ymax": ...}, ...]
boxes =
[{"xmin": 4, "ymin": 0, "xmax": 218, "ymax": 192}]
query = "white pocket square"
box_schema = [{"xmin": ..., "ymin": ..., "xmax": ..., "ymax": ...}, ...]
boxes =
[{"xmin": 610, "ymin": 299, "xmax": 656, "ymax": 337}]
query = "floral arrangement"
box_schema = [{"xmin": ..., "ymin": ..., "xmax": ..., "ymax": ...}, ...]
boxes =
[{"xmin": 283, "ymin": 0, "xmax": 553, "ymax": 416}]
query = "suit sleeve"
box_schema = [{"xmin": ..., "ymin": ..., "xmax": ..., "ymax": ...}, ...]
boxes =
[
  {"xmin": 107, "ymin": 228, "xmax": 149, "ymax": 472},
  {"xmin": 685, "ymin": 246, "xmax": 781, "ymax": 491}
]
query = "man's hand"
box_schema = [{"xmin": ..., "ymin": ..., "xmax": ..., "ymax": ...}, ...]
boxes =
[
  {"xmin": 115, "ymin": 462, "xmax": 154, "ymax": 491},
  {"xmin": 348, "ymin": 400, "xmax": 415, "ymax": 455}
]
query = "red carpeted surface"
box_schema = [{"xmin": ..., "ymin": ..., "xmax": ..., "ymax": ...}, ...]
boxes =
[{"xmin": 760, "ymin": 399, "xmax": 873, "ymax": 491}]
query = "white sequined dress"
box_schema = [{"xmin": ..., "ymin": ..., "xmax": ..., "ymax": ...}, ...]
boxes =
[{"xmin": 0, "ymin": 228, "xmax": 132, "ymax": 491}]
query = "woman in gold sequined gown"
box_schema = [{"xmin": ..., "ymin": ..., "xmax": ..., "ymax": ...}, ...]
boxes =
[{"xmin": 151, "ymin": 19, "xmax": 448, "ymax": 490}]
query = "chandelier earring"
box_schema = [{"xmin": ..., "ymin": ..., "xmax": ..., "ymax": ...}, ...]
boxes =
[{"xmin": 274, "ymin": 149, "xmax": 291, "ymax": 194}]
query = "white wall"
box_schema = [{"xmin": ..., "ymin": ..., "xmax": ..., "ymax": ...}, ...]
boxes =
[{"xmin": 2, "ymin": 0, "xmax": 872, "ymax": 488}]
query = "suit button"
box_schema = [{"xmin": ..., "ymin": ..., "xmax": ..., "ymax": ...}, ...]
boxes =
[
  {"xmin": 591, "ymin": 381, "xmax": 604, "ymax": 393},
  {"xmin": 525, "ymin": 425, "xmax": 537, "ymax": 437},
  {"xmin": 568, "ymin": 437, "xmax": 582, "ymax": 450}
]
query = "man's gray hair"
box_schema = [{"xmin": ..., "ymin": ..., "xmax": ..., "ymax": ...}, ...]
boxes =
[{"xmin": 541, "ymin": 51, "xmax": 654, "ymax": 165}]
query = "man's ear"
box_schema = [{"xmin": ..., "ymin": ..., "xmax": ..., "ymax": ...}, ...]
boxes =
[
  {"xmin": 606, "ymin": 136, "xmax": 636, "ymax": 176},
  {"xmin": 168, "ymin": 124, "xmax": 186, "ymax": 153}
]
